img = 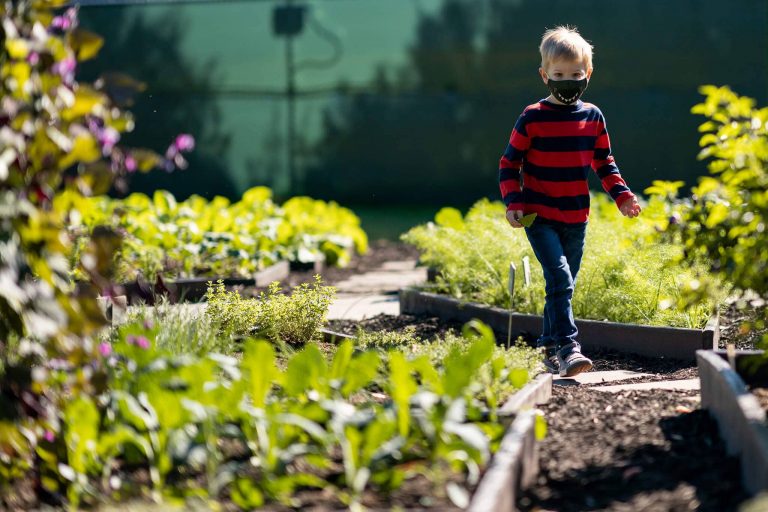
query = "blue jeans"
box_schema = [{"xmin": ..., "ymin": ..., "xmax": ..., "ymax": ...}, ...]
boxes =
[{"xmin": 524, "ymin": 220, "xmax": 587, "ymax": 356}]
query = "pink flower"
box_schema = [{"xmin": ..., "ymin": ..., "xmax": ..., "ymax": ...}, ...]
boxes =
[
  {"xmin": 50, "ymin": 7, "xmax": 78, "ymax": 32},
  {"xmin": 52, "ymin": 57, "xmax": 77, "ymax": 85},
  {"xmin": 142, "ymin": 318, "xmax": 154, "ymax": 330},
  {"xmin": 27, "ymin": 52, "xmax": 40, "ymax": 66},
  {"xmin": 173, "ymin": 134, "xmax": 195, "ymax": 152},
  {"xmin": 124, "ymin": 155, "xmax": 137, "ymax": 172},
  {"xmin": 43, "ymin": 430, "xmax": 55, "ymax": 443},
  {"xmin": 98, "ymin": 127, "xmax": 120, "ymax": 153},
  {"xmin": 99, "ymin": 342, "xmax": 112, "ymax": 357},
  {"xmin": 135, "ymin": 336, "xmax": 150, "ymax": 350},
  {"xmin": 127, "ymin": 335, "xmax": 151, "ymax": 350}
]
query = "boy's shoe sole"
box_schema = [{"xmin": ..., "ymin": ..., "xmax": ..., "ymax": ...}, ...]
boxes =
[{"xmin": 559, "ymin": 359, "xmax": 593, "ymax": 378}]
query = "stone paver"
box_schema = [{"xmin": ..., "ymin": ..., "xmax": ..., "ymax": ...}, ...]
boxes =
[
  {"xmin": 333, "ymin": 261, "xmax": 425, "ymax": 294},
  {"xmin": 553, "ymin": 370, "xmax": 652, "ymax": 386},
  {"xmin": 592, "ymin": 379, "xmax": 700, "ymax": 393},
  {"xmin": 326, "ymin": 259, "xmax": 424, "ymax": 319},
  {"xmin": 327, "ymin": 293, "xmax": 400, "ymax": 320}
]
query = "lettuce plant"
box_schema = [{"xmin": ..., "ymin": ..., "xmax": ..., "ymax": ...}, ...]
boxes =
[{"xmin": 62, "ymin": 187, "xmax": 369, "ymax": 282}]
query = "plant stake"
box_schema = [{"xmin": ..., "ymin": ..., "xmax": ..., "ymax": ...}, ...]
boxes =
[{"xmin": 507, "ymin": 261, "xmax": 516, "ymax": 348}]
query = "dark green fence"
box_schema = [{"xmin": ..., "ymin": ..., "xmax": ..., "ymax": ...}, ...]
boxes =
[{"xmin": 79, "ymin": 0, "xmax": 768, "ymax": 209}]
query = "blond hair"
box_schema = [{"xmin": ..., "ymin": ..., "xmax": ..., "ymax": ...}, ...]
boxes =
[{"xmin": 539, "ymin": 26, "xmax": 593, "ymax": 69}]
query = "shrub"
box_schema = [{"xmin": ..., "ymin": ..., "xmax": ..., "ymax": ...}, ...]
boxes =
[
  {"xmin": 205, "ymin": 276, "xmax": 336, "ymax": 344},
  {"xmin": 646, "ymin": 86, "xmax": 768, "ymax": 343},
  {"xmin": 666, "ymin": 87, "xmax": 767, "ymax": 303}
]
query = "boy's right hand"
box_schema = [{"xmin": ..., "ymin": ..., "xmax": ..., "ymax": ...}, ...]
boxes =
[{"xmin": 506, "ymin": 210, "xmax": 525, "ymax": 228}]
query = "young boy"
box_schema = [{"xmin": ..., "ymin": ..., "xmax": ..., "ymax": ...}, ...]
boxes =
[{"xmin": 498, "ymin": 26, "xmax": 641, "ymax": 377}]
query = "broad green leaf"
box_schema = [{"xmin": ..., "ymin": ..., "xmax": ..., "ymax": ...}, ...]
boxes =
[
  {"xmin": 443, "ymin": 322, "xmax": 495, "ymax": 398},
  {"xmin": 242, "ymin": 340, "xmax": 278, "ymax": 408},
  {"xmin": 8, "ymin": 62, "xmax": 31, "ymax": 91},
  {"xmin": 5, "ymin": 39, "xmax": 29, "ymax": 59},
  {"xmin": 284, "ymin": 344, "xmax": 328, "ymax": 398},
  {"xmin": 58, "ymin": 133, "xmax": 100, "ymax": 169},
  {"xmin": 518, "ymin": 212, "xmax": 538, "ymax": 228},
  {"xmin": 508, "ymin": 368, "xmax": 529, "ymax": 389},
  {"xmin": 341, "ymin": 350, "xmax": 380, "ymax": 397},
  {"xmin": 330, "ymin": 339, "xmax": 354, "ymax": 382},
  {"xmin": 704, "ymin": 202, "xmax": 729, "ymax": 228},
  {"xmin": 409, "ymin": 355, "xmax": 443, "ymax": 394},
  {"xmin": 363, "ymin": 413, "xmax": 399, "ymax": 464},
  {"xmin": 153, "ymin": 190, "xmax": 178, "ymax": 216},
  {"xmin": 128, "ymin": 148, "xmax": 162, "ymax": 173},
  {"xmin": 63, "ymin": 395, "xmax": 100, "ymax": 474},
  {"xmin": 231, "ymin": 477, "xmax": 265, "ymax": 508},
  {"xmin": 61, "ymin": 86, "xmax": 104, "ymax": 121},
  {"xmin": 98, "ymin": 425, "xmax": 152, "ymax": 461},
  {"xmin": 68, "ymin": 28, "xmax": 104, "ymax": 61},
  {"xmin": 388, "ymin": 352, "xmax": 416, "ymax": 437}
]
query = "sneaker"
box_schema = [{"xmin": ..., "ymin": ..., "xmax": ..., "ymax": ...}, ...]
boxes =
[
  {"xmin": 539, "ymin": 346, "xmax": 559, "ymax": 374},
  {"xmin": 557, "ymin": 348, "xmax": 593, "ymax": 378}
]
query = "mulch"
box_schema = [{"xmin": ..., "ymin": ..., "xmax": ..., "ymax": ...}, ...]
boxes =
[{"xmin": 517, "ymin": 387, "xmax": 749, "ymax": 512}]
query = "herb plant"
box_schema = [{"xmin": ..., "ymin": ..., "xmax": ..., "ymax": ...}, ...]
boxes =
[
  {"xmin": 205, "ymin": 276, "xmax": 336, "ymax": 344},
  {"xmin": 402, "ymin": 194, "xmax": 721, "ymax": 328}
]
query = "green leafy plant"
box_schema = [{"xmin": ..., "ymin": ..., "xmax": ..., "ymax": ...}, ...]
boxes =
[
  {"xmin": 120, "ymin": 299, "xmax": 230, "ymax": 355},
  {"xmin": 403, "ymin": 194, "xmax": 720, "ymax": 328},
  {"xmin": 33, "ymin": 317, "xmax": 542, "ymax": 509},
  {"xmin": 205, "ymin": 276, "xmax": 336, "ymax": 344},
  {"xmin": 353, "ymin": 326, "xmax": 422, "ymax": 350},
  {"xmin": 63, "ymin": 187, "xmax": 369, "ymax": 282},
  {"xmin": 656, "ymin": 87, "xmax": 767, "ymax": 323},
  {"xmin": 0, "ymin": 2, "xmax": 192, "ymax": 504}
]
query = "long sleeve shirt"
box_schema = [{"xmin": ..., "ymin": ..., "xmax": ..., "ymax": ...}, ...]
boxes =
[{"xmin": 498, "ymin": 99, "xmax": 634, "ymax": 224}]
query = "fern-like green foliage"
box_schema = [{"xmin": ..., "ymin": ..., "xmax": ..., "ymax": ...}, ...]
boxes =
[
  {"xmin": 205, "ymin": 276, "xmax": 336, "ymax": 344},
  {"xmin": 402, "ymin": 195, "xmax": 721, "ymax": 328}
]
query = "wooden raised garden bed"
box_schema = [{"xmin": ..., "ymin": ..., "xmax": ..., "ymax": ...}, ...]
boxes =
[
  {"xmin": 400, "ymin": 288, "xmax": 719, "ymax": 362},
  {"xmin": 113, "ymin": 260, "xmax": 290, "ymax": 304},
  {"xmin": 698, "ymin": 349, "xmax": 768, "ymax": 495},
  {"xmin": 467, "ymin": 372, "xmax": 552, "ymax": 511}
]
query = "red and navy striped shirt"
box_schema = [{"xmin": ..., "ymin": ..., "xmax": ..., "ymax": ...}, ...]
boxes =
[{"xmin": 499, "ymin": 99, "xmax": 634, "ymax": 224}]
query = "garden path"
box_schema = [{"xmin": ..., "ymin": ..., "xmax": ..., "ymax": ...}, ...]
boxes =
[{"xmin": 327, "ymin": 259, "xmax": 426, "ymax": 320}]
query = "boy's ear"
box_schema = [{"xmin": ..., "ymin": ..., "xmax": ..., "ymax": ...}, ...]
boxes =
[
  {"xmin": 586, "ymin": 67, "xmax": 594, "ymax": 79},
  {"xmin": 538, "ymin": 67, "xmax": 548, "ymax": 84}
]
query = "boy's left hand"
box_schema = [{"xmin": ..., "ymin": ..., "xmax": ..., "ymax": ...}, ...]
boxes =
[{"xmin": 619, "ymin": 196, "xmax": 642, "ymax": 218}]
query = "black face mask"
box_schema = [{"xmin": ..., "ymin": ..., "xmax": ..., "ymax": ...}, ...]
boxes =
[{"xmin": 546, "ymin": 77, "xmax": 588, "ymax": 104}]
